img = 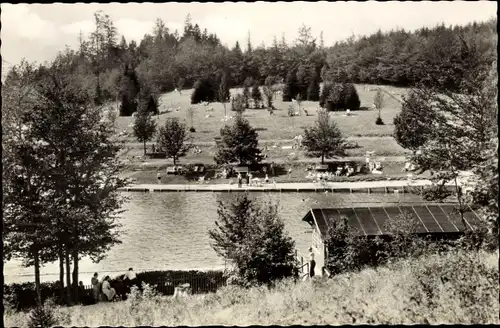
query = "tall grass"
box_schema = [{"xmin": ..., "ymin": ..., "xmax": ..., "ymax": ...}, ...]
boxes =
[{"xmin": 5, "ymin": 249, "xmax": 498, "ymax": 326}]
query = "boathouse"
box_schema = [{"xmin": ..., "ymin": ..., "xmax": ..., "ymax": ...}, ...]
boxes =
[{"xmin": 301, "ymin": 204, "xmax": 483, "ymax": 275}]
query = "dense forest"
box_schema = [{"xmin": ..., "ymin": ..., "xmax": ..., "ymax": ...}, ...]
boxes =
[{"xmin": 4, "ymin": 11, "xmax": 497, "ymax": 105}]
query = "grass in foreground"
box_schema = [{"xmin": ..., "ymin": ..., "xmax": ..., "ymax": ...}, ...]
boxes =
[{"xmin": 5, "ymin": 249, "xmax": 498, "ymax": 326}]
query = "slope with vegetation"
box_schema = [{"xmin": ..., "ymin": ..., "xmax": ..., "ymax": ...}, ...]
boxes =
[{"xmin": 4, "ymin": 249, "xmax": 498, "ymax": 326}]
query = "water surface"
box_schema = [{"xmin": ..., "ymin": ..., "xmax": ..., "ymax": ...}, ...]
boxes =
[{"xmin": 4, "ymin": 191, "xmax": 424, "ymax": 284}]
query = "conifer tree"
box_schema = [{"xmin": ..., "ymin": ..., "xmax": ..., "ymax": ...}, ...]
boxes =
[
  {"xmin": 282, "ymin": 69, "xmax": 297, "ymax": 102},
  {"xmin": 209, "ymin": 194, "xmax": 298, "ymax": 285},
  {"xmin": 251, "ymin": 82, "xmax": 262, "ymax": 108},
  {"xmin": 307, "ymin": 68, "xmax": 321, "ymax": 101}
]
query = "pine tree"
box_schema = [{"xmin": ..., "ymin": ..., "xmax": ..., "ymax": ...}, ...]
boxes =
[
  {"xmin": 282, "ymin": 69, "xmax": 297, "ymax": 102},
  {"xmin": 296, "ymin": 64, "xmax": 308, "ymax": 100},
  {"xmin": 208, "ymin": 194, "xmax": 298, "ymax": 285},
  {"xmin": 251, "ymin": 82, "xmax": 262, "ymax": 108},
  {"xmin": 344, "ymin": 83, "xmax": 360, "ymax": 111},
  {"xmin": 307, "ymin": 68, "xmax": 321, "ymax": 101},
  {"xmin": 242, "ymin": 77, "xmax": 253, "ymax": 108}
]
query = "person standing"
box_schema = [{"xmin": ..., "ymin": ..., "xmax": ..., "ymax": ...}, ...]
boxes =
[
  {"xmin": 157, "ymin": 171, "xmax": 161, "ymax": 184},
  {"xmin": 248, "ymin": 172, "xmax": 253, "ymax": 186},
  {"xmin": 237, "ymin": 173, "xmax": 242, "ymax": 188},
  {"xmin": 308, "ymin": 247, "xmax": 316, "ymax": 278},
  {"xmin": 91, "ymin": 272, "xmax": 100, "ymax": 303},
  {"xmin": 265, "ymin": 174, "xmax": 269, "ymax": 184}
]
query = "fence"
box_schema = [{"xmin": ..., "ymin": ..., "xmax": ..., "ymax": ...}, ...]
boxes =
[
  {"xmin": 295, "ymin": 250, "xmax": 310, "ymax": 278},
  {"xmin": 80, "ymin": 272, "xmax": 227, "ymax": 296},
  {"xmin": 5, "ymin": 270, "xmax": 228, "ymax": 311}
]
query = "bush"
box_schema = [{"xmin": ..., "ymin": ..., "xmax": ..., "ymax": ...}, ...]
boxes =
[
  {"xmin": 27, "ymin": 299, "xmax": 58, "ymax": 328},
  {"xmin": 189, "ymin": 127, "xmax": 196, "ymax": 133},
  {"xmin": 343, "ymin": 83, "xmax": 360, "ymax": 110},
  {"xmin": 4, "ymin": 281, "xmax": 62, "ymax": 312},
  {"xmin": 231, "ymin": 94, "xmax": 246, "ymax": 114},
  {"xmin": 375, "ymin": 117, "xmax": 385, "ymax": 125},
  {"xmin": 191, "ymin": 77, "xmax": 218, "ymax": 104}
]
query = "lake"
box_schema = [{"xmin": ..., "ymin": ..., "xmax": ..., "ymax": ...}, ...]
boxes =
[{"xmin": 4, "ymin": 191, "xmax": 425, "ymax": 284}]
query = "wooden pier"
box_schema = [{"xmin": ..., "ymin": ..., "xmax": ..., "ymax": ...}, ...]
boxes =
[{"xmin": 118, "ymin": 180, "xmax": 458, "ymax": 194}]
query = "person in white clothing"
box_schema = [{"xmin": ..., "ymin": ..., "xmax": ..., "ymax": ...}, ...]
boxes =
[
  {"xmin": 102, "ymin": 276, "xmax": 116, "ymax": 301},
  {"xmin": 125, "ymin": 267, "xmax": 137, "ymax": 281}
]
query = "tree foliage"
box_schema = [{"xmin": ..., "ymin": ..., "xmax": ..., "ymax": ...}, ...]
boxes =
[
  {"xmin": 208, "ymin": 194, "xmax": 298, "ymax": 286},
  {"xmin": 404, "ymin": 44, "xmax": 497, "ymax": 231},
  {"xmin": 320, "ymin": 82, "xmax": 360, "ymax": 111},
  {"xmin": 230, "ymin": 94, "xmax": 246, "ymax": 115},
  {"xmin": 302, "ymin": 109, "xmax": 347, "ymax": 164},
  {"xmin": 9, "ymin": 13, "xmax": 494, "ymax": 105},
  {"xmin": 214, "ymin": 116, "xmax": 262, "ymax": 165},
  {"xmin": 133, "ymin": 108, "xmax": 157, "ymax": 156},
  {"xmin": 393, "ymin": 90, "xmax": 435, "ymax": 153},
  {"xmin": 3, "ymin": 64, "xmax": 127, "ymax": 305},
  {"xmin": 156, "ymin": 118, "xmax": 193, "ymax": 165}
]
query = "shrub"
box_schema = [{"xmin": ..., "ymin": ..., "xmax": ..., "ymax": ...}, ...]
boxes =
[
  {"xmin": 375, "ymin": 117, "xmax": 385, "ymax": 125},
  {"xmin": 191, "ymin": 77, "xmax": 217, "ymax": 104},
  {"xmin": 231, "ymin": 94, "xmax": 246, "ymax": 114},
  {"xmin": 27, "ymin": 299, "xmax": 57, "ymax": 328},
  {"xmin": 405, "ymin": 250, "xmax": 499, "ymax": 324},
  {"xmin": 343, "ymin": 83, "xmax": 361, "ymax": 110},
  {"xmin": 189, "ymin": 127, "xmax": 196, "ymax": 133},
  {"xmin": 4, "ymin": 281, "xmax": 62, "ymax": 311}
]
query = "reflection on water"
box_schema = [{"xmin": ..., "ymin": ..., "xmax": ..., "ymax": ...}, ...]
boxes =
[{"xmin": 4, "ymin": 191, "xmax": 424, "ymax": 284}]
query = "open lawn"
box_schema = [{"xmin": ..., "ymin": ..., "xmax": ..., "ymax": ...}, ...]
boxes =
[{"xmin": 114, "ymin": 84, "xmax": 407, "ymax": 143}]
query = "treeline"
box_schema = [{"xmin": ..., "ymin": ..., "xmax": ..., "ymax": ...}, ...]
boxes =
[{"xmin": 4, "ymin": 11, "xmax": 496, "ymax": 105}]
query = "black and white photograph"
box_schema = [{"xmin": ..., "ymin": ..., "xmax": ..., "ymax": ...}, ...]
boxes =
[{"xmin": 2, "ymin": 1, "xmax": 498, "ymax": 326}]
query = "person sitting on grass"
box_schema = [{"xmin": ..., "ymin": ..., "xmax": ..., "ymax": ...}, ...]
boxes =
[{"xmin": 102, "ymin": 276, "xmax": 116, "ymax": 302}]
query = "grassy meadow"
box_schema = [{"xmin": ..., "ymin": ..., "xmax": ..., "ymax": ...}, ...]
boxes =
[
  {"xmin": 5, "ymin": 249, "xmax": 498, "ymax": 326},
  {"xmin": 114, "ymin": 84, "xmax": 407, "ymax": 143}
]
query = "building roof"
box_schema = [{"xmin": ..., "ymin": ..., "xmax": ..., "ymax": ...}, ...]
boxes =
[{"xmin": 302, "ymin": 204, "xmax": 482, "ymax": 238}]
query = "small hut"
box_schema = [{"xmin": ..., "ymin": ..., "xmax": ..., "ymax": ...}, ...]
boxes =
[{"xmin": 301, "ymin": 204, "xmax": 482, "ymax": 276}]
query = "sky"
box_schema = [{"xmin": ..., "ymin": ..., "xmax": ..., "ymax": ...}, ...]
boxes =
[{"xmin": 1, "ymin": 1, "xmax": 497, "ymax": 69}]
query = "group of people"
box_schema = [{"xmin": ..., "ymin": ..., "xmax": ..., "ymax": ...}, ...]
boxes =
[
  {"xmin": 90, "ymin": 268, "xmax": 137, "ymax": 303},
  {"xmin": 234, "ymin": 172, "xmax": 273, "ymax": 188}
]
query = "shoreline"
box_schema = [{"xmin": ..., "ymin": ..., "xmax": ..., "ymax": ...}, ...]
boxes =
[{"xmin": 118, "ymin": 179, "xmax": 454, "ymax": 193}]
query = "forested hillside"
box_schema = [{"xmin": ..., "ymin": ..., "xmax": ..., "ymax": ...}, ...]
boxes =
[{"xmin": 4, "ymin": 11, "xmax": 496, "ymax": 104}]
